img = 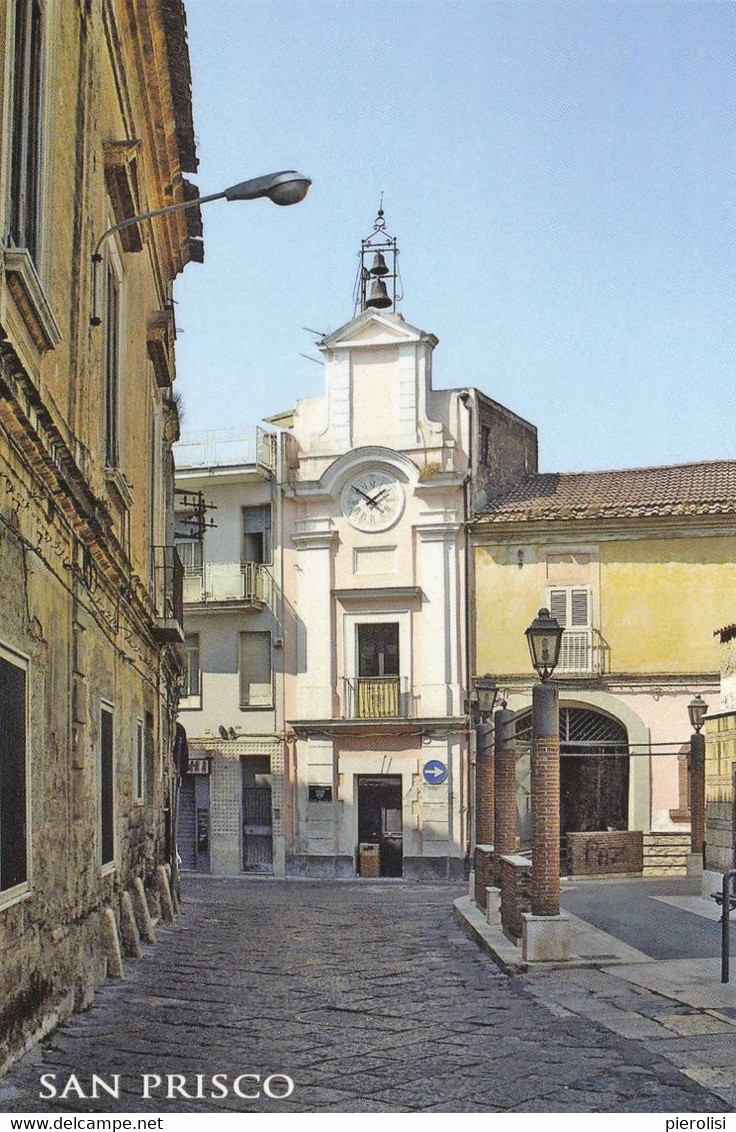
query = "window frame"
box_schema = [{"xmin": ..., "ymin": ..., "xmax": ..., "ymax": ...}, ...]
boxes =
[
  {"xmin": 241, "ymin": 504, "xmax": 272, "ymax": 566},
  {"xmin": 99, "ymin": 702, "xmax": 116, "ymax": 872},
  {"xmin": 103, "ymin": 245, "xmax": 124, "ymax": 469},
  {"xmin": 6, "ymin": 0, "xmax": 45, "ymax": 265},
  {"xmin": 179, "ymin": 633, "xmax": 201, "ymax": 709},
  {"xmin": 0, "ymin": 642, "xmax": 31, "ymax": 907},
  {"xmin": 134, "ymin": 718, "xmax": 144, "ymax": 805},
  {"xmin": 547, "ymin": 586, "xmax": 592, "ymax": 630},
  {"xmin": 239, "ymin": 630, "xmax": 273, "ymax": 710}
]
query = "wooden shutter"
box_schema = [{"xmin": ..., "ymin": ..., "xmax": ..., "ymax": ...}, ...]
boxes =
[
  {"xmin": 240, "ymin": 632, "xmax": 272, "ymax": 707},
  {"xmin": 549, "ymin": 589, "xmax": 568, "ymax": 628},
  {"xmin": 570, "ymin": 589, "xmax": 590, "ymax": 627}
]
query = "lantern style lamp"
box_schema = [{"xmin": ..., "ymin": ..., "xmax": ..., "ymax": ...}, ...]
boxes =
[
  {"xmin": 525, "ymin": 608, "xmax": 564, "ymax": 683},
  {"xmin": 688, "ymin": 694, "xmax": 708, "ymax": 734},
  {"xmin": 472, "ymin": 673, "xmax": 499, "ymax": 721}
]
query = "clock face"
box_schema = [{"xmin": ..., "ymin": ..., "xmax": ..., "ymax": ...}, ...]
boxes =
[{"xmin": 341, "ymin": 471, "xmax": 404, "ymax": 532}]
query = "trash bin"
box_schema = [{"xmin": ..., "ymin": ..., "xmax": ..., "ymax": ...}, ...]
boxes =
[{"xmin": 359, "ymin": 842, "xmax": 380, "ymax": 878}]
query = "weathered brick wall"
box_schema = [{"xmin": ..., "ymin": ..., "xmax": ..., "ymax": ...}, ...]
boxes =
[
  {"xmin": 568, "ymin": 831, "xmax": 643, "ymax": 876},
  {"xmin": 499, "ymin": 854, "xmax": 532, "ymax": 943},
  {"xmin": 474, "ymin": 845, "xmax": 494, "ymax": 910},
  {"xmin": 530, "ymin": 734, "xmax": 561, "ymax": 916}
]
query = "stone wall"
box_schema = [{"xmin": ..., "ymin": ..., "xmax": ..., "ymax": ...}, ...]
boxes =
[
  {"xmin": 642, "ymin": 831, "xmax": 691, "ymax": 876},
  {"xmin": 705, "ymin": 802, "xmax": 734, "ymax": 874}
]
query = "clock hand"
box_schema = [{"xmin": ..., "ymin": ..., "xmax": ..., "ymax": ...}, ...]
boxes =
[
  {"xmin": 368, "ymin": 488, "xmax": 389, "ymax": 506},
  {"xmin": 352, "ymin": 486, "xmax": 379, "ymax": 507}
]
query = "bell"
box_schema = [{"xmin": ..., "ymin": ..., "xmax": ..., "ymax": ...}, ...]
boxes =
[
  {"xmin": 365, "ymin": 279, "xmax": 392, "ymax": 309},
  {"xmin": 369, "ymin": 251, "xmax": 389, "ymax": 276}
]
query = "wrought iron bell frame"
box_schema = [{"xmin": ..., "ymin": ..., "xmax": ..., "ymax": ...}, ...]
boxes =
[{"xmin": 354, "ymin": 207, "xmax": 403, "ymax": 315}]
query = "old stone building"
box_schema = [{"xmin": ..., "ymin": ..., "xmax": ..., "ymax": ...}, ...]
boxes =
[{"xmin": 0, "ymin": 0, "xmax": 199, "ymax": 1068}]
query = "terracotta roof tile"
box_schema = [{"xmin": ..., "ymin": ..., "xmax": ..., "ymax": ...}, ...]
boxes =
[{"xmin": 477, "ymin": 460, "xmax": 736, "ymax": 523}]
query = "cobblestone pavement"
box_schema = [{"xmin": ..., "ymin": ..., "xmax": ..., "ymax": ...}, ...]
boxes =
[{"xmin": 1, "ymin": 877, "xmax": 729, "ymax": 1113}]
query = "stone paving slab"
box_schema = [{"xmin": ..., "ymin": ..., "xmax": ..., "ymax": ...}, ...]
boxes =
[{"xmin": 0, "ymin": 878, "xmax": 729, "ymax": 1114}]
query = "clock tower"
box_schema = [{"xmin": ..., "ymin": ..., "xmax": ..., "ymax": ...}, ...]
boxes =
[{"xmin": 280, "ymin": 213, "xmax": 537, "ymax": 879}]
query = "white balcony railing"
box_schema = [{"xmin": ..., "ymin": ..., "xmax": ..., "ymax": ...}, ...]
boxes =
[
  {"xmin": 183, "ymin": 562, "xmax": 270, "ymax": 605},
  {"xmin": 173, "ymin": 428, "xmax": 275, "ymax": 473},
  {"xmin": 556, "ymin": 629, "xmax": 604, "ymax": 675}
]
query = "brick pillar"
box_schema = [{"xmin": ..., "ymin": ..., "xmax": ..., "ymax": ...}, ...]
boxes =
[
  {"xmin": 690, "ymin": 731, "xmax": 705, "ymax": 863},
  {"xmin": 493, "ymin": 706, "xmax": 515, "ymax": 880},
  {"xmin": 475, "ymin": 722, "xmax": 494, "ymax": 845},
  {"xmin": 531, "ymin": 681, "xmax": 560, "ymax": 917}
]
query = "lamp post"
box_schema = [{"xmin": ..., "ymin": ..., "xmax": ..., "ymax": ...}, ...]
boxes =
[
  {"xmin": 493, "ymin": 696, "xmax": 515, "ymax": 882},
  {"xmin": 525, "ymin": 608, "xmax": 564, "ymax": 918},
  {"xmin": 471, "ymin": 674, "xmax": 499, "ymax": 848},
  {"xmin": 688, "ymin": 694, "xmax": 708, "ymax": 869},
  {"xmin": 90, "ymin": 169, "xmax": 312, "ymax": 325}
]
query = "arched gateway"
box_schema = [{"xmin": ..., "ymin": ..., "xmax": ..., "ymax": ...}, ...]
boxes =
[{"xmin": 515, "ymin": 706, "xmax": 629, "ymax": 837}]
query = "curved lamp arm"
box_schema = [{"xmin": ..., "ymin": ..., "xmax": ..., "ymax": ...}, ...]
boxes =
[{"xmin": 90, "ymin": 170, "xmax": 311, "ymax": 325}]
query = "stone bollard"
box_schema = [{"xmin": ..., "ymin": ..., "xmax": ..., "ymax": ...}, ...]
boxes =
[
  {"xmin": 101, "ymin": 907, "xmax": 124, "ymax": 979},
  {"xmin": 119, "ymin": 891, "xmax": 142, "ymax": 958},
  {"xmin": 132, "ymin": 877, "xmax": 156, "ymax": 943},
  {"xmin": 156, "ymin": 864, "xmax": 175, "ymax": 924},
  {"xmin": 165, "ymin": 862, "xmax": 179, "ymax": 914}
]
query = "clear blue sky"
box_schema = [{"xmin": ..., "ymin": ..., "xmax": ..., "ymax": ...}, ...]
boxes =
[{"xmin": 173, "ymin": 0, "xmax": 735, "ymax": 473}]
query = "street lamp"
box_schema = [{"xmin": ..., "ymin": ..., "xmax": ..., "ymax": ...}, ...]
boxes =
[
  {"xmin": 525, "ymin": 607, "xmax": 564, "ymax": 683},
  {"xmin": 523, "ymin": 606, "xmax": 570, "ymax": 960},
  {"xmin": 90, "ymin": 170, "xmax": 312, "ymax": 324},
  {"xmin": 472, "ymin": 673, "xmax": 500, "ymax": 722},
  {"xmin": 688, "ymin": 694, "xmax": 708, "ymax": 734},
  {"xmin": 687, "ymin": 694, "xmax": 708, "ymax": 869},
  {"xmin": 471, "ymin": 674, "xmax": 500, "ymax": 852}
]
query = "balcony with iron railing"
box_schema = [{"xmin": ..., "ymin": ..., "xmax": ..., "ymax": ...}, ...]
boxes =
[
  {"xmin": 556, "ymin": 629, "xmax": 606, "ymax": 675},
  {"xmin": 182, "ymin": 561, "xmax": 271, "ymax": 606},
  {"xmin": 342, "ymin": 676, "xmax": 411, "ymax": 719},
  {"xmin": 173, "ymin": 427, "xmax": 276, "ymax": 474},
  {"xmin": 151, "ymin": 545, "xmax": 184, "ymax": 642}
]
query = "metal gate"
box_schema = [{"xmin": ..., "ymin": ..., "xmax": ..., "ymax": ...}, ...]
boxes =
[
  {"xmin": 178, "ymin": 774, "xmax": 211, "ymax": 871},
  {"xmin": 241, "ymin": 756, "xmax": 273, "ymax": 873}
]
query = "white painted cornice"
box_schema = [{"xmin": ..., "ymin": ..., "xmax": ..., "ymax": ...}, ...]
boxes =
[{"xmin": 319, "ymin": 308, "xmax": 437, "ymax": 351}]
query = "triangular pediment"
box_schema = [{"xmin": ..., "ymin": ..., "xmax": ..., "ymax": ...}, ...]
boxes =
[{"xmin": 319, "ymin": 309, "xmax": 437, "ymax": 351}]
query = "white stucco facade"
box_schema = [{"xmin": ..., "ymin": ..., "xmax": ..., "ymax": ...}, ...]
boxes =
[{"xmin": 281, "ymin": 309, "xmax": 474, "ymax": 879}]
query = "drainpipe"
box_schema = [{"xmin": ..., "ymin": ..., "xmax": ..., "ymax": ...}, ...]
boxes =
[{"xmin": 458, "ymin": 390, "xmax": 474, "ymax": 870}]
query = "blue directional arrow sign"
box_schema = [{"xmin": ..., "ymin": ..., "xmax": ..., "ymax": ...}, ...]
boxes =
[{"xmin": 423, "ymin": 759, "xmax": 448, "ymax": 785}]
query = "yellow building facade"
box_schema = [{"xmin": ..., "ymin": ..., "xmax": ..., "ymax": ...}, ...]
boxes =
[
  {"xmin": 0, "ymin": 0, "xmax": 199, "ymax": 1069},
  {"xmin": 472, "ymin": 462, "xmax": 736, "ymax": 870}
]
